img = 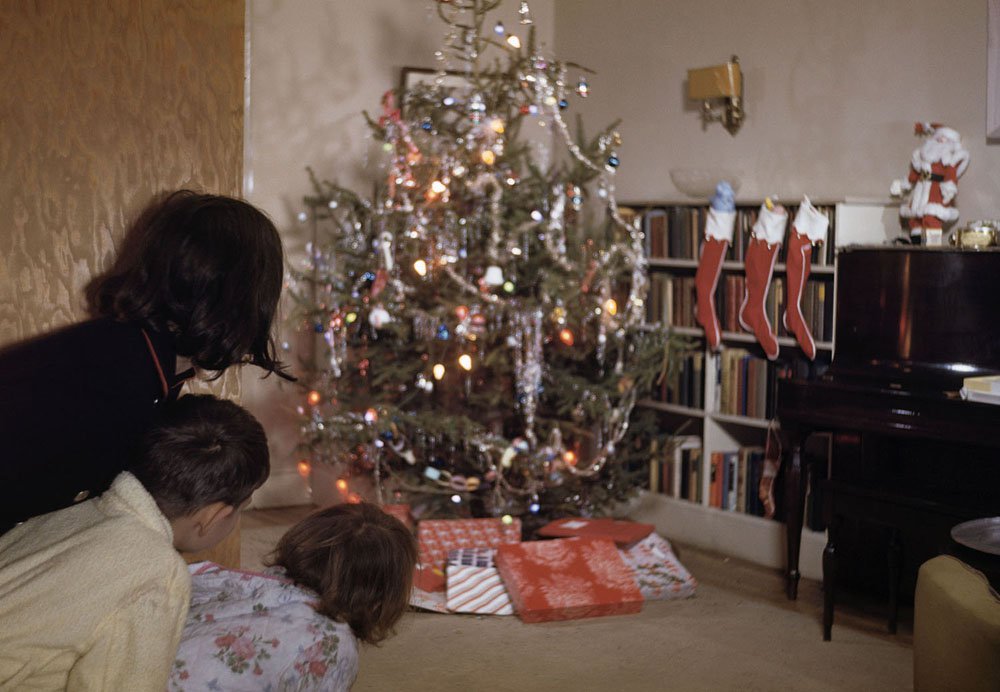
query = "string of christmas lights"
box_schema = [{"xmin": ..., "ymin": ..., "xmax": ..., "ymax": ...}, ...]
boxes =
[{"xmin": 287, "ymin": 0, "xmax": 678, "ymax": 523}]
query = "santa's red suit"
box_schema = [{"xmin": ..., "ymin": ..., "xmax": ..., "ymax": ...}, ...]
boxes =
[{"xmin": 892, "ymin": 123, "xmax": 969, "ymax": 239}]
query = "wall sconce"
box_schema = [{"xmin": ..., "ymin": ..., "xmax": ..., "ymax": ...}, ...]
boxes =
[{"xmin": 687, "ymin": 55, "xmax": 744, "ymax": 135}]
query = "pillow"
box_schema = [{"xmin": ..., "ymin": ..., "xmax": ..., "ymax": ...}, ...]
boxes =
[{"xmin": 168, "ymin": 562, "xmax": 358, "ymax": 692}]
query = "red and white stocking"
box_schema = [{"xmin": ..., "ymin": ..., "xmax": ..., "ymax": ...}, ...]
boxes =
[
  {"xmin": 694, "ymin": 207, "xmax": 737, "ymax": 351},
  {"xmin": 738, "ymin": 201, "xmax": 787, "ymax": 361},
  {"xmin": 783, "ymin": 197, "xmax": 829, "ymax": 360}
]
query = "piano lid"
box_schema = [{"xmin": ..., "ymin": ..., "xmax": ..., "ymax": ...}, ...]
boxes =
[{"xmin": 833, "ymin": 246, "xmax": 1000, "ymax": 388}]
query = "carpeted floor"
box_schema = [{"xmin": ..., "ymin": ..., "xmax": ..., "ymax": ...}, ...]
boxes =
[{"xmin": 243, "ymin": 506, "xmax": 913, "ymax": 692}]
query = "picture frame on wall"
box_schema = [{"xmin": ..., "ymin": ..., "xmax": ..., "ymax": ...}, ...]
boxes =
[
  {"xmin": 990, "ymin": 0, "xmax": 1000, "ymax": 139},
  {"xmin": 399, "ymin": 66, "xmax": 468, "ymax": 94},
  {"xmin": 398, "ymin": 67, "xmax": 471, "ymax": 120}
]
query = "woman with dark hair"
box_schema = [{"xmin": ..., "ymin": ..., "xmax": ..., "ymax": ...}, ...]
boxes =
[
  {"xmin": 169, "ymin": 503, "xmax": 417, "ymax": 691},
  {"xmin": 0, "ymin": 190, "xmax": 291, "ymax": 532}
]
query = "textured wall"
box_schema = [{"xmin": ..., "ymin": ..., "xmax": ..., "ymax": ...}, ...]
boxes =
[
  {"xmin": 0, "ymin": 0, "xmax": 245, "ymax": 348},
  {"xmin": 0, "ymin": 0, "xmax": 245, "ymax": 563}
]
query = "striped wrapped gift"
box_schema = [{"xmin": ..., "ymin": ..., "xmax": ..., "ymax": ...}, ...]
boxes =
[{"xmin": 445, "ymin": 548, "xmax": 514, "ymax": 615}]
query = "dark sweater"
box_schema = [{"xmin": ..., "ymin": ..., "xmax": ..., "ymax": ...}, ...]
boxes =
[{"xmin": 0, "ymin": 318, "xmax": 186, "ymax": 531}]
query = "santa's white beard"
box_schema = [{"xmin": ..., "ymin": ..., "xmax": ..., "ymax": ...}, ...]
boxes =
[{"xmin": 917, "ymin": 138, "xmax": 959, "ymax": 166}]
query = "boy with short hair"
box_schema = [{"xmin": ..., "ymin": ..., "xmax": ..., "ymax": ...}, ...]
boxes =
[{"xmin": 0, "ymin": 394, "xmax": 270, "ymax": 690}]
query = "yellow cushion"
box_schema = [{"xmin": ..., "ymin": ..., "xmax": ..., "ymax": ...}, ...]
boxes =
[{"xmin": 914, "ymin": 555, "xmax": 1000, "ymax": 692}]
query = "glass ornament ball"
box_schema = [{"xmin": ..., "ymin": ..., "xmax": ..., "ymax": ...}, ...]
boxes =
[{"xmin": 307, "ymin": 390, "xmax": 322, "ymax": 406}]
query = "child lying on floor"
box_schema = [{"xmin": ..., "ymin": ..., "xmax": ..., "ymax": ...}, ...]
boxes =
[{"xmin": 169, "ymin": 502, "xmax": 418, "ymax": 691}]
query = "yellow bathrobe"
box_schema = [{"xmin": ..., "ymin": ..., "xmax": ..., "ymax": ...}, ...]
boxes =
[{"xmin": 0, "ymin": 472, "xmax": 190, "ymax": 690}]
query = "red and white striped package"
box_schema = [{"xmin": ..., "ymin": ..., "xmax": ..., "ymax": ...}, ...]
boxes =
[{"xmin": 445, "ymin": 548, "xmax": 514, "ymax": 615}]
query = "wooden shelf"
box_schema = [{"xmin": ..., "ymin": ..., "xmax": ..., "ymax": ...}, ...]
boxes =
[
  {"xmin": 631, "ymin": 198, "xmax": 895, "ymax": 572},
  {"xmin": 638, "ymin": 398, "xmax": 706, "ymax": 418},
  {"xmin": 648, "ymin": 258, "xmax": 836, "ymax": 276},
  {"xmin": 710, "ymin": 412, "xmax": 771, "ymax": 429}
]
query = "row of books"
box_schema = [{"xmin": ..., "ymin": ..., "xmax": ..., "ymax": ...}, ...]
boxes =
[
  {"xmin": 716, "ymin": 346, "xmax": 824, "ymax": 419},
  {"xmin": 639, "ymin": 204, "xmax": 837, "ymax": 266},
  {"xmin": 648, "ymin": 436, "xmax": 703, "ymax": 502},
  {"xmin": 646, "ymin": 272, "xmax": 834, "ymax": 344},
  {"xmin": 648, "ymin": 439, "xmax": 775, "ymax": 518},
  {"xmin": 706, "ymin": 447, "xmax": 769, "ymax": 515},
  {"xmin": 649, "ymin": 349, "xmax": 705, "ymax": 409}
]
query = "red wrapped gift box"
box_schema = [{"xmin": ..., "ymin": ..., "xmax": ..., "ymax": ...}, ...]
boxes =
[
  {"xmin": 536, "ymin": 517, "xmax": 655, "ymax": 546},
  {"xmin": 495, "ymin": 536, "xmax": 644, "ymax": 623},
  {"xmin": 416, "ymin": 518, "xmax": 522, "ymax": 592}
]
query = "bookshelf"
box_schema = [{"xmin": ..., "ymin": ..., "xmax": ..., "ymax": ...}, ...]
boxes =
[{"xmin": 626, "ymin": 198, "xmax": 897, "ymax": 579}]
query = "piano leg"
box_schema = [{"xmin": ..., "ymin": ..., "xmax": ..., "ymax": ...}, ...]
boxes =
[
  {"xmin": 783, "ymin": 433, "xmax": 809, "ymax": 600},
  {"xmin": 823, "ymin": 514, "xmax": 839, "ymax": 641},
  {"xmin": 887, "ymin": 528, "xmax": 901, "ymax": 634}
]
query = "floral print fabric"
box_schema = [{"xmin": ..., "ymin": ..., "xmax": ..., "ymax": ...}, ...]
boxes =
[{"xmin": 169, "ymin": 562, "xmax": 358, "ymax": 692}]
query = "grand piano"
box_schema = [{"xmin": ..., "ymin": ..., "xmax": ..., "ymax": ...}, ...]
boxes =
[{"xmin": 777, "ymin": 246, "xmax": 1000, "ymax": 640}]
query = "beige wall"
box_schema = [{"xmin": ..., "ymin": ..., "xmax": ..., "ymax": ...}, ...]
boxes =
[
  {"xmin": 555, "ymin": 0, "xmax": 998, "ymax": 220},
  {"xmin": 247, "ymin": 0, "xmax": 998, "ymax": 506},
  {"xmin": 244, "ymin": 0, "xmax": 556, "ymax": 506}
]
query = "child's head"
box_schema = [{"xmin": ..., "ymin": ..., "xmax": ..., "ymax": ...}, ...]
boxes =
[
  {"xmin": 129, "ymin": 394, "xmax": 270, "ymax": 552},
  {"xmin": 85, "ymin": 189, "xmax": 288, "ymax": 379},
  {"xmin": 268, "ymin": 502, "xmax": 417, "ymax": 645}
]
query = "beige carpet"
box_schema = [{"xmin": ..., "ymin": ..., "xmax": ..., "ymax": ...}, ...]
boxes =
[{"xmin": 243, "ymin": 507, "xmax": 913, "ymax": 692}]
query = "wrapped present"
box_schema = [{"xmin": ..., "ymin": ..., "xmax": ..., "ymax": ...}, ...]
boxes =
[
  {"xmin": 495, "ymin": 537, "xmax": 644, "ymax": 623},
  {"xmin": 409, "ymin": 585, "xmax": 449, "ymax": 613},
  {"xmin": 446, "ymin": 548, "xmax": 514, "ymax": 615},
  {"xmin": 537, "ymin": 516, "xmax": 655, "ymax": 546},
  {"xmin": 413, "ymin": 564, "xmax": 446, "ymax": 593},
  {"xmin": 417, "ymin": 517, "xmax": 522, "ymax": 575},
  {"xmin": 620, "ymin": 532, "xmax": 697, "ymax": 601}
]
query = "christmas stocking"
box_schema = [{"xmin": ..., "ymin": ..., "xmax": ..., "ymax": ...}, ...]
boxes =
[
  {"xmin": 694, "ymin": 182, "xmax": 737, "ymax": 351},
  {"xmin": 738, "ymin": 200, "xmax": 787, "ymax": 360},
  {"xmin": 783, "ymin": 197, "xmax": 829, "ymax": 360}
]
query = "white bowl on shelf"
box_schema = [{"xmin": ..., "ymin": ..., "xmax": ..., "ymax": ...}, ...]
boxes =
[{"xmin": 669, "ymin": 168, "xmax": 743, "ymax": 199}]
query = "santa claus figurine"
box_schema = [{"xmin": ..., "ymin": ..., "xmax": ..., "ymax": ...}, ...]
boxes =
[{"xmin": 890, "ymin": 122, "xmax": 970, "ymax": 245}]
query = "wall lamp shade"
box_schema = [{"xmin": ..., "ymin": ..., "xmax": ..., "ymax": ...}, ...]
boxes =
[{"xmin": 687, "ymin": 56, "xmax": 744, "ymax": 135}]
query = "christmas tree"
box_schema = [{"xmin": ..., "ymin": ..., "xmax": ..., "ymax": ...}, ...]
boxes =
[{"xmin": 288, "ymin": 0, "xmax": 681, "ymax": 528}]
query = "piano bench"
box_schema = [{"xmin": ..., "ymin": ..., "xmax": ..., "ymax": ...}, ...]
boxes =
[
  {"xmin": 821, "ymin": 480, "xmax": 963, "ymax": 641},
  {"xmin": 913, "ymin": 555, "xmax": 1000, "ymax": 692}
]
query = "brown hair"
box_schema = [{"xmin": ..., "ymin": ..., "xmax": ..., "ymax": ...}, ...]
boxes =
[
  {"xmin": 85, "ymin": 189, "xmax": 291, "ymax": 380},
  {"xmin": 267, "ymin": 502, "xmax": 417, "ymax": 645},
  {"xmin": 129, "ymin": 394, "xmax": 270, "ymax": 519}
]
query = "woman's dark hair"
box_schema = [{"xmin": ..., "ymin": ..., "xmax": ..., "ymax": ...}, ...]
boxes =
[
  {"xmin": 129, "ymin": 394, "xmax": 270, "ymax": 519},
  {"xmin": 267, "ymin": 502, "xmax": 418, "ymax": 645},
  {"xmin": 85, "ymin": 189, "xmax": 290, "ymax": 379}
]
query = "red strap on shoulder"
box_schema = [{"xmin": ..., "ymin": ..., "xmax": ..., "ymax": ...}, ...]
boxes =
[{"xmin": 140, "ymin": 329, "xmax": 170, "ymax": 399}]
